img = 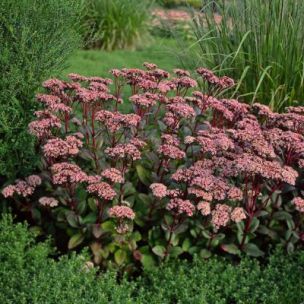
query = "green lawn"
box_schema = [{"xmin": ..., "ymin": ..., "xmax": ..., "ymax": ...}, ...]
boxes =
[{"xmin": 61, "ymin": 38, "xmax": 187, "ymax": 78}]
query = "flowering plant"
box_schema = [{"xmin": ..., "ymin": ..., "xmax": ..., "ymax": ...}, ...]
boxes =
[{"xmin": 3, "ymin": 64, "xmax": 304, "ymax": 269}]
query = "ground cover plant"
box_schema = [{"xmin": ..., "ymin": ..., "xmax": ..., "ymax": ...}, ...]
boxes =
[
  {"xmin": 1, "ymin": 214, "xmax": 303, "ymax": 304},
  {"xmin": 2, "ymin": 64, "xmax": 304, "ymax": 272},
  {"xmin": 0, "ymin": 0, "xmax": 82, "ymax": 179},
  {"xmin": 189, "ymin": 0, "xmax": 304, "ymax": 111}
]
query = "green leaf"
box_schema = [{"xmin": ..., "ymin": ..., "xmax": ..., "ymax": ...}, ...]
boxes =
[
  {"xmin": 221, "ymin": 244, "xmax": 240, "ymax": 255},
  {"xmin": 152, "ymin": 245, "xmax": 166, "ymax": 258},
  {"xmin": 244, "ymin": 243, "xmax": 264, "ymax": 257},
  {"xmin": 273, "ymin": 211, "xmax": 292, "ymax": 221},
  {"xmin": 66, "ymin": 212, "xmax": 80, "ymax": 228},
  {"xmin": 88, "ymin": 198, "xmax": 97, "ymax": 212},
  {"xmin": 101, "ymin": 220, "xmax": 115, "ymax": 232},
  {"xmin": 249, "ymin": 217, "xmax": 260, "ymax": 233},
  {"xmin": 170, "ymin": 246, "xmax": 183, "ymax": 257},
  {"xmin": 182, "ymin": 238, "xmax": 191, "ymax": 252},
  {"xmin": 114, "ymin": 249, "xmax": 127, "ymax": 266},
  {"xmin": 200, "ymin": 249, "xmax": 212, "ymax": 259},
  {"xmin": 141, "ymin": 254, "xmax": 156, "ymax": 270},
  {"xmin": 82, "ymin": 213, "xmax": 97, "ymax": 224},
  {"xmin": 136, "ymin": 164, "xmax": 151, "ymax": 186},
  {"xmin": 76, "ymin": 200, "xmax": 86, "ymax": 215},
  {"xmin": 68, "ymin": 233, "xmax": 85, "ymax": 249}
]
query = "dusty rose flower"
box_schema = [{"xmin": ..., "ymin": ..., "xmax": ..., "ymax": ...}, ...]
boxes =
[
  {"xmin": 51, "ymin": 162, "xmax": 88, "ymax": 185},
  {"xmin": 143, "ymin": 62, "xmax": 158, "ymax": 70},
  {"xmin": 43, "ymin": 136, "xmax": 82, "ymax": 159},
  {"xmin": 158, "ymin": 144, "xmax": 185, "ymax": 159},
  {"xmin": 39, "ymin": 196, "xmax": 59, "ymax": 207},
  {"xmin": 87, "ymin": 182, "xmax": 116, "ymax": 200},
  {"xmin": 14, "ymin": 181, "xmax": 35, "ymax": 197},
  {"xmin": 197, "ymin": 201, "xmax": 211, "ymax": 216},
  {"xmin": 130, "ymin": 93, "xmax": 158, "ymax": 108},
  {"xmin": 101, "ymin": 168, "xmax": 124, "ymax": 184},
  {"xmin": 227, "ymin": 187, "xmax": 243, "ymax": 201},
  {"xmin": 86, "ymin": 175, "xmax": 102, "ymax": 184},
  {"xmin": 292, "ymin": 197, "xmax": 304, "ymax": 212},
  {"xmin": 231, "ymin": 207, "xmax": 246, "ymax": 223},
  {"xmin": 166, "ymin": 198, "xmax": 195, "ymax": 216},
  {"xmin": 26, "ymin": 175, "xmax": 42, "ymax": 187},
  {"xmin": 105, "ymin": 144, "xmax": 141, "ymax": 161},
  {"xmin": 166, "ymin": 103, "xmax": 195, "ymax": 119},
  {"xmin": 108, "ymin": 205, "xmax": 135, "ymax": 220},
  {"xmin": 2, "ymin": 185, "xmax": 16, "ymax": 198},
  {"xmin": 211, "ymin": 204, "xmax": 232, "ymax": 229},
  {"xmin": 150, "ymin": 183, "xmax": 167, "ymax": 199},
  {"xmin": 173, "ymin": 69, "xmax": 190, "ymax": 77}
]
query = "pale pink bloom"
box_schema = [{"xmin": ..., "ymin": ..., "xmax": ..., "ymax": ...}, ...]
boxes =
[
  {"xmin": 231, "ymin": 207, "xmax": 246, "ymax": 223},
  {"xmin": 14, "ymin": 181, "xmax": 35, "ymax": 197},
  {"xmin": 197, "ymin": 201, "xmax": 211, "ymax": 216},
  {"xmin": 39, "ymin": 196, "xmax": 59, "ymax": 207},
  {"xmin": 150, "ymin": 183, "xmax": 167, "ymax": 199},
  {"xmin": 105, "ymin": 144, "xmax": 141, "ymax": 161},
  {"xmin": 161, "ymin": 134, "xmax": 180, "ymax": 146},
  {"xmin": 28, "ymin": 112, "xmax": 61, "ymax": 139},
  {"xmin": 86, "ymin": 175, "xmax": 102, "ymax": 184},
  {"xmin": 158, "ymin": 144, "xmax": 185, "ymax": 159},
  {"xmin": 148, "ymin": 68, "xmax": 170, "ymax": 80},
  {"xmin": 43, "ymin": 136, "xmax": 82, "ymax": 159},
  {"xmin": 167, "ymin": 198, "xmax": 195, "ymax": 216},
  {"xmin": 87, "ymin": 182, "xmax": 116, "ymax": 200},
  {"xmin": 158, "ymin": 80, "xmax": 176, "ymax": 93},
  {"xmin": 2, "ymin": 185, "xmax": 16, "ymax": 198},
  {"xmin": 166, "ymin": 189, "xmax": 183, "ymax": 198},
  {"xmin": 43, "ymin": 78, "xmax": 66, "ymax": 91},
  {"xmin": 211, "ymin": 204, "xmax": 232, "ymax": 229},
  {"xmin": 26, "ymin": 175, "xmax": 42, "ymax": 187},
  {"xmin": 173, "ymin": 69, "xmax": 190, "ymax": 77},
  {"xmin": 292, "ymin": 197, "xmax": 304, "ymax": 212},
  {"xmin": 51, "ymin": 162, "xmax": 88, "ymax": 185},
  {"xmin": 173, "ymin": 76, "xmax": 197, "ymax": 88},
  {"xmin": 101, "ymin": 168, "xmax": 124, "ymax": 184},
  {"xmin": 68, "ymin": 73, "xmax": 88, "ymax": 82},
  {"xmin": 129, "ymin": 138, "xmax": 146, "ymax": 148},
  {"xmin": 108, "ymin": 205, "xmax": 135, "ymax": 220},
  {"xmin": 143, "ymin": 62, "xmax": 158, "ymax": 70},
  {"xmin": 166, "ymin": 103, "xmax": 195, "ymax": 119},
  {"xmin": 227, "ymin": 187, "xmax": 243, "ymax": 201},
  {"xmin": 130, "ymin": 93, "xmax": 158, "ymax": 108},
  {"xmin": 184, "ymin": 136, "xmax": 196, "ymax": 144}
]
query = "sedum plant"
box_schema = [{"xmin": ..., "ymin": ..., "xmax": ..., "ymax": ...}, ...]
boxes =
[{"xmin": 2, "ymin": 64, "xmax": 304, "ymax": 270}]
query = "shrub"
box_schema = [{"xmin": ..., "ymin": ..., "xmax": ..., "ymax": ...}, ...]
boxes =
[
  {"xmin": 1, "ymin": 214, "xmax": 303, "ymax": 303},
  {"xmin": 0, "ymin": 0, "xmax": 82, "ymax": 179},
  {"xmin": 81, "ymin": 0, "xmax": 151, "ymax": 51},
  {"xmin": 189, "ymin": 0, "xmax": 304, "ymax": 111},
  {"xmin": 2, "ymin": 65, "xmax": 304, "ymax": 270}
]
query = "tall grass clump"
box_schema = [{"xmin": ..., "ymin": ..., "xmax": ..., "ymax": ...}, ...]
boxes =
[
  {"xmin": 81, "ymin": 0, "xmax": 151, "ymax": 51},
  {"xmin": 189, "ymin": 0, "xmax": 304, "ymax": 111},
  {"xmin": 0, "ymin": 0, "xmax": 82, "ymax": 180}
]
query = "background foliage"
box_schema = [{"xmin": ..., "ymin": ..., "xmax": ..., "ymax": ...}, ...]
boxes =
[
  {"xmin": 0, "ymin": 0, "xmax": 82, "ymax": 180},
  {"xmin": 187, "ymin": 0, "xmax": 304, "ymax": 111},
  {"xmin": 81, "ymin": 0, "xmax": 151, "ymax": 51}
]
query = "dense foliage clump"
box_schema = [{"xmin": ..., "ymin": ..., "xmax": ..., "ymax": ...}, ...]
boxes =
[
  {"xmin": 0, "ymin": 214, "xmax": 303, "ymax": 304},
  {"xmin": 3, "ymin": 64, "xmax": 304, "ymax": 270}
]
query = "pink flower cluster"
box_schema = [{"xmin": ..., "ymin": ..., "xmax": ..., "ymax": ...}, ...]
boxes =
[
  {"xmin": 2, "ymin": 175, "xmax": 41, "ymax": 198},
  {"xmin": 108, "ymin": 205, "xmax": 135, "ymax": 220}
]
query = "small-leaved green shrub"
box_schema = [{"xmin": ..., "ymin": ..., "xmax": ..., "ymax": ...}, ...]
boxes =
[
  {"xmin": 0, "ymin": 0, "xmax": 82, "ymax": 179},
  {"xmin": 81, "ymin": 0, "xmax": 151, "ymax": 51},
  {"xmin": 0, "ymin": 213, "xmax": 303, "ymax": 304},
  {"xmin": 189, "ymin": 0, "xmax": 304, "ymax": 111}
]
